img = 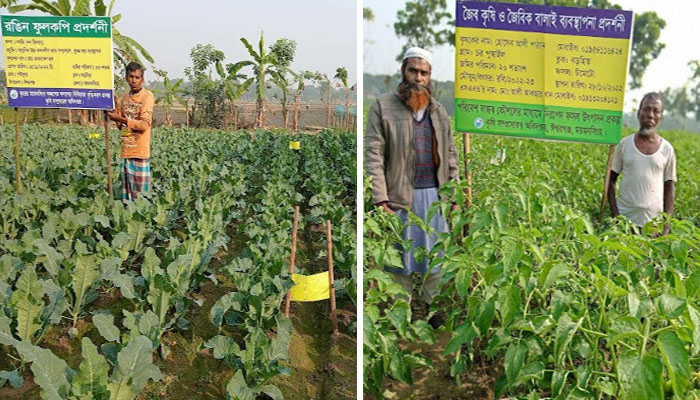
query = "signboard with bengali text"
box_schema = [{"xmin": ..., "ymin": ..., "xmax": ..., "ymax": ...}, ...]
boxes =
[
  {"xmin": 455, "ymin": 1, "xmax": 633, "ymax": 144},
  {"xmin": 2, "ymin": 15, "xmax": 114, "ymax": 109}
]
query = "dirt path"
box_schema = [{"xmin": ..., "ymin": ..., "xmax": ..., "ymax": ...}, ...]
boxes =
[
  {"xmin": 365, "ymin": 301, "xmax": 498, "ymax": 400},
  {"xmin": 274, "ymin": 223, "xmax": 356, "ymax": 400}
]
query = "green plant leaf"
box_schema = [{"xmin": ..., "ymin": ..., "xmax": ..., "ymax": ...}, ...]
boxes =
[
  {"xmin": 72, "ymin": 256, "xmax": 99, "ymax": 322},
  {"xmin": 93, "ymin": 313, "xmax": 120, "ymax": 343},
  {"xmin": 226, "ymin": 370, "xmax": 256, "ymax": 400},
  {"xmin": 442, "ymin": 322, "xmax": 476, "ymax": 356},
  {"xmin": 498, "ymin": 283, "xmax": 521, "ymax": 328},
  {"xmin": 608, "ymin": 316, "xmax": 642, "ymax": 345},
  {"xmin": 455, "ymin": 267, "xmax": 470, "ymax": 298},
  {"xmin": 110, "ymin": 336, "xmax": 161, "ymax": 396},
  {"xmin": 553, "ymin": 313, "xmax": 581, "ymax": 365},
  {"xmin": 209, "ymin": 292, "xmax": 240, "ymax": 328},
  {"xmin": 0, "ymin": 316, "xmax": 18, "ymax": 346},
  {"xmin": 204, "ymin": 335, "xmax": 239, "ymax": 359},
  {"xmin": 658, "ymin": 331, "xmax": 690, "ymax": 398},
  {"xmin": 656, "ymin": 294, "xmax": 685, "ymax": 319},
  {"xmin": 387, "ymin": 300, "xmax": 410, "ymax": 337},
  {"xmin": 16, "ymin": 341, "xmax": 72, "ymax": 400},
  {"xmin": 261, "ymin": 385, "xmax": 283, "ymax": 400},
  {"xmin": 476, "ymin": 297, "xmax": 496, "ymax": 335},
  {"xmin": 504, "ymin": 341, "xmax": 528, "ymax": 388},
  {"xmin": 0, "ymin": 369, "xmax": 23, "ymax": 388},
  {"xmin": 687, "ymin": 304, "xmax": 700, "ymax": 356},
  {"xmin": 15, "ymin": 297, "xmax": 43, "ymax": 342},
  {"xmin": 618, "ymin": 352, "xmax": 663, "ymax": 400},
  {"xmin": 72, "ymin": 337, "xmax": 110, "ymax": 399}
]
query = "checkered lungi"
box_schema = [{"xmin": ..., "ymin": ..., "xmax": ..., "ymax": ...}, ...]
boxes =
[{"xmin": 121, "ymin": 158, "xmax": 150, "ymax": 201}]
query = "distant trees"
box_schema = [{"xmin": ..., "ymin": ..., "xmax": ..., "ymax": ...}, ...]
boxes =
[
  {"xmin": 152, "ymin": 70, "xmax": 186, "ymax": 127},
  {"xmin": 233, "ymin": 32, "xmax": 296, "ymax": 128},
  {"xmin": 184, "ymin": 44, "xmax": 227, "ymax": 128},
  {"xmin": 335, "ymin": 67, "xmax": 356, "ymax": 131},
  {"xmin": 659, "ymin": 61, "xmax": 700, "ymax": 121}
]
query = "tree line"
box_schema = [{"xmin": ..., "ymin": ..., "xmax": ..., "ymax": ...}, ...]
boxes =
[{"xmin": 0, "ymin": 0, "xmax": 356, "ymax": 131}]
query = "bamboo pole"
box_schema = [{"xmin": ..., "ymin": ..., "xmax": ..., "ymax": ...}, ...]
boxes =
[
  {"xmin": 326, "ymin": 219, "xmax": 338, "ymax": 334},
  {"xmin": 103, "ymin": 111, "xmax": 114, "ymax": 197},
  {"xmin": 14, "ymin": 108, "xmax": 22, "ymax": 193},
  {"xmin": 463, "ymin": 132, "xmax": 472, "ymax": 207},
  {"xmin": 284, "ymin": 206, "xmax": 300, "ymax": 317},
  {"xmin": 326, "ymin": 79, "xmax": 331, "ymax": 128},
  {"xmin": 599, "ymin": 144, "xmax": 615, "ymax": 221}
]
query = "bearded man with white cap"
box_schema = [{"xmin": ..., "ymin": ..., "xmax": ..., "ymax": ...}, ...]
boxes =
[{"xmin": 365, "ymin": 46, "xmax": 460, "ymax": 329}]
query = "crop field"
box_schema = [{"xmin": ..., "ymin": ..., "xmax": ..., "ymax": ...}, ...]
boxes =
[
  {"xmin": 364, "ymin": 128, "xmax": 700, "ymax": 399},
  {"xmin": 0, "ymin": 124, "xmax": 356, "ymax": 399}
]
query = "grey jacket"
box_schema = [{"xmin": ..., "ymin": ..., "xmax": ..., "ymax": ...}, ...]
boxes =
[{"xmin": 365, "ymin": 92, "xmax": 460, "ymax": 209}]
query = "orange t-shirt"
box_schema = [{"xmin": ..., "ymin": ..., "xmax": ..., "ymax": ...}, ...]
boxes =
[{"xmin": 120, "ymin": 89, "xmax": 155, "ymax": 159}]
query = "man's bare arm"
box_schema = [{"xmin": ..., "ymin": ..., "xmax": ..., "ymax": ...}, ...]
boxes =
[{"xmin": 663, "ymin": 180, "xmax": 675, "ymax": 216}]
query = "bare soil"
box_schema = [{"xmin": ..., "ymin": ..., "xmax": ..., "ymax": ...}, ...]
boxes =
[{"xmin": 364, "ymin": 300, "xmax": 499, "ymax": 400}]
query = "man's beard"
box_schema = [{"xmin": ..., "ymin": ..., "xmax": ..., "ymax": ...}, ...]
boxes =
[
  {"xmin": 639, "ymin": 126, "xmax": 657, "ymax": 137},
  {"xmin": 397, "ymin": 80, "xmax": 431, "ymax": 112}
]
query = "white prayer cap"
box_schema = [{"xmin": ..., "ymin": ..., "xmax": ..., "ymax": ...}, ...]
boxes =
[{"xmin": 402, "ymin": 47, "xmax": 432, "ymax": 65}]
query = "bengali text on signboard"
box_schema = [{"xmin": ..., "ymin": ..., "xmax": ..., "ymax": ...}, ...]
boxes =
[
  {"xmin": 454, "ymin": 1, "xmax": 633, "ymax": 144},
  {"xmin": 2, "ymin": 15, "xmax": 114, "ymax": 109}
]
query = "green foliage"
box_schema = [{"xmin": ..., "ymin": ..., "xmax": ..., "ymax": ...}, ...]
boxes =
[
  {"xmin": 71, "ymin": 338, "xmax": 110, "ymax": 399},
  {"xmin": 233, "ymin": 32, "xmax": 296, "ymax": 127},
  {"xmin": 363, "ymin": 7, "xmax": 374, "ymax": 22},
  {"xmin": 0, "ymin": 124, "xmax": 356, "ymax": 398},
  {"xmin": 393, "ymin": 0, "xmax": 453, "ymax": 62},
  {"xmin": 629, "ymin": 11, "xmax": 666, "ymax": 89},
  {"xmin": 152, "ymin": 70, "xmax": 187, "ymax": 126},
  {"xmin": 269, "ymin": 38, "xmax": 297, "ymax": 68},
  {"xmin": 334, "ymin": 67, "xmax": 349, "ymax": 89},
  {"xmin": 364, "ymin": 123, "xmax": 700, "ymax": 397},
  {"xmin": 184, "ymin": 44, "xmax": 228, "ymax": 128}
]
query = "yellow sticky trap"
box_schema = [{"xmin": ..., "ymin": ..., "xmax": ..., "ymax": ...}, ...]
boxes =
[
  {"xmin": 88, "ymin": 132, "xmax": 101, "ymax": 139},
  {"xmin": 289, "ymin": 141, "xmax": 300, "ymax": 150},
  {"xmin": 121, "ymin": 126, "xmax": 131, "ymax": 137},
  {"xmin": 290, "ymin": 272, "xmax": 330, "ymax": 302}
]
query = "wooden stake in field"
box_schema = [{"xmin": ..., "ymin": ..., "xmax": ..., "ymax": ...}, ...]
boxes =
[
  {"xmin": 599, "ymin": 144, "xmax": 616, "ymax": 221},
  {"xmin": 326, "ymin": 219, "xmax": 338, "ymax": 334},
  {"xmin": 14, "ymin": 108, "xmax": 22, "ymax": 193},
  {"xmin": 284, "ymin": 210, "xmax": 338, "ymax": 334},
  {"xmin": 103, "ymin": 110, "xmax": 114, "ymax": 197},
  {"xmin": 326, "ymin": 77, "xmax": 332, "ymax": 128},
  {"xmin": 463, "ymin": 132, "xmax": 472, "ymax": 207},
  {"xmin": 284, "ymin": 205, "xmax": 300, "ymax": 317}
]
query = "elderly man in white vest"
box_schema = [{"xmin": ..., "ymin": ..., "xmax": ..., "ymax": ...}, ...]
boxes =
[{"xmin": 607, "ymin": 92, "xmax": 676, "ymax": 234}]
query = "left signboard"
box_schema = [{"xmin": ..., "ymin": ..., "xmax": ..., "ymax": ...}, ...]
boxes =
[{"xmin": 2, "ymin": 15, "xmax": 113, "ymax": 109}]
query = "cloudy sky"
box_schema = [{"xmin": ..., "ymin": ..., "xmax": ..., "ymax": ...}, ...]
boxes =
[
  {"xmin": 1, "ymin": 0, "xmax": 357, "ymax": 83},
  {"xmin": 364, "ymin": 0, "xmax": 699, "ymax": 112}
]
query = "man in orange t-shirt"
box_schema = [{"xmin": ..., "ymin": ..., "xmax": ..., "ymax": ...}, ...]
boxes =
[{"xmin": 107, "ymin": 62, "xmax": 155, "ymax": 201}]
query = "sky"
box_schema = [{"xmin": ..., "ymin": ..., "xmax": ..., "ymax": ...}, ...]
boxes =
[
  {"xmin": 0, "ymin": 0, "xmax": 357, "ymax": 83},
  {"xmin": 364, "ymin": 0, "xmax": 700, "ymax": 112}
]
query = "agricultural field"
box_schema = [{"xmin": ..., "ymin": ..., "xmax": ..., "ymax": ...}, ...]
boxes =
[
  {"xmin": 364, "ymin": 128, "xmax": 700, "ymax": 399},
  {"xmin": 0, "ymin": 123, "xmax": 356, "ymax": 399}
]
